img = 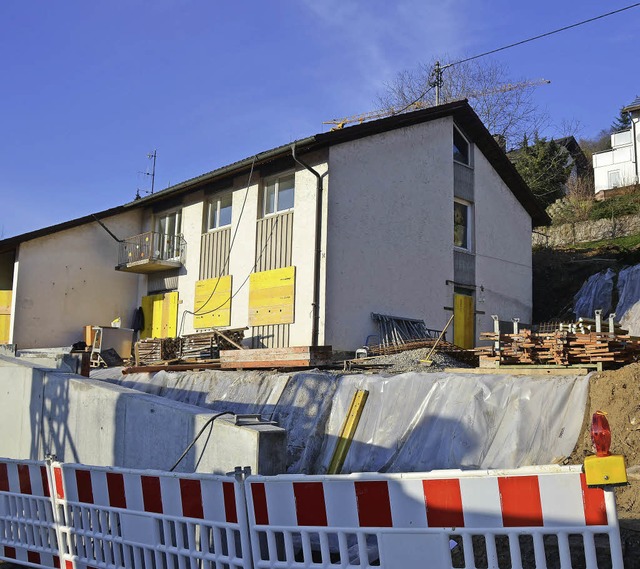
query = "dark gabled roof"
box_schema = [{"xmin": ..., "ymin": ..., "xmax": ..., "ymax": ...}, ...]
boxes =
[
  {"xmin": 0, "ymin": 100, "xmax": 549, "ymax": 253},
  {"xmin": 623, "ymin": 96, "xmax": 640, "ymax": 113}
]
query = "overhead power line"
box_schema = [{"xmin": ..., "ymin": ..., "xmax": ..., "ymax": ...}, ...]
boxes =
[{"xmin": 449, "ymin": 3, "xmax": 640, "ymax": 68}]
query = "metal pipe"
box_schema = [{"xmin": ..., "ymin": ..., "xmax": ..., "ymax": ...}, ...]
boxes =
[{"xmin": 291, "ymin": 145, "xmax": 327, "ymax": 347}]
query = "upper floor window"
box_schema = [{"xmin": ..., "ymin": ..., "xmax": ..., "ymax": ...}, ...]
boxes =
[
  {"xmin": 454, "ymin": 200, "xmax": 472, "ymax": 250},
  {"xmin": 205, "ymin": 193, "xmax": 233, "ymax": 231},
  {"xmin": 453, "ymin": 126, "xmax": 470, "ymax": 166},
  {"xmin": 155, "ymin": 208, "xmax": 182, "ymax": 259},
  {"xmin": 264, "ymin": 174, "xmax": 295, "ymax": 216}
]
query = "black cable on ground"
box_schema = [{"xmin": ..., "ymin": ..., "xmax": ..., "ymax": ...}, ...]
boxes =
[{"xmin": 169, "ymin": 411, "xmax": 234, "ymax": 472}]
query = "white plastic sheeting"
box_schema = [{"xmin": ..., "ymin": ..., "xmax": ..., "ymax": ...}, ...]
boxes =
[
  {"xmin": 94, "ymin": 369, "xmax": 589, "ymax": 474},
  {"xmin": 573, "ymin": 268, "xmax": 615, "ymax": 319},
  {"xmin": 616, "ymin": 264, "xmax": 640, "ymax": 335}
]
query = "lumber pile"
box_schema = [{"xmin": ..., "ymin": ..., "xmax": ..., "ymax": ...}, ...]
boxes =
[
  {"xmin": 476, "ymin": 328, "xmax": 640, "ymax": 367},
  {"xmin": 136, "ymin": 337, "xmax": 182, "ymax": 365},
  {"xmin": 220, "ymin": 346, "xmax": 332, "ymax": 369}
]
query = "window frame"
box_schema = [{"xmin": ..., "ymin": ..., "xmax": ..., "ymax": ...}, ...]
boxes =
[
  {"xmin": 205, "ymin": 192, "xmax": 233, "ymax": 232},
  {"xmin": 262, "ymin": 172, "xmax": 295, "ymax": 217},
  {"xmin": 453, "ymin": 199, "xmax": 474, "ymax": 252},
  {"xmin": 154, "ymin": 207, "xmax": 182, "ymax": 237},
  {"xmin": 453, "ymin": 125, "xmax": 472, "ymax": 167}
]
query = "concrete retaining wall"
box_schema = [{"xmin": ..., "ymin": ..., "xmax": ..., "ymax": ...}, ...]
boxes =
[
  {"xmin": 533, "ymin": 213, "xmax": 640, "ymax": 247},
  {"xmin": 0, "ymin": 355, "xmax": 286, "ymax": 474}
]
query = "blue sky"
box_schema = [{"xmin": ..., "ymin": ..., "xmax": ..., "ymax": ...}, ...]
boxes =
[{"xmin": 1, "ymin": 1, "xmax": 639, "ymax": 238}]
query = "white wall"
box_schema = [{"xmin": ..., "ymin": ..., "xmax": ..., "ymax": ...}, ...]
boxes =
[
  {"xmin": 324, "ymin": 118, "xmax": 454, "ymax": 351},
  {"xmin": 173, "ymin": 156, "xmax": 328, "ymax": 348},
  {"xmin": 12, "ymin": 210, "xmax": 143, "ymax": 349},
  {"xmin": 474, "ymin": 150, "xmax": 533, "ymax": 334}
]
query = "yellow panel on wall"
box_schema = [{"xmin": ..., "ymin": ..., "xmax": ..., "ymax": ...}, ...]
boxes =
[
  {"xmin": 141, "ymin": 291, "xmax": 179, "ymax": 339},
  {"xmin": 0, "ymin": 291, "xmax": 12, "ymax": 344},
  {"xmin": 249, "ymin": 267, "xmax": 295, "ymax": 326},
  {"xmin": 194, "ymin": 276, "xmax": 232, "ymax": 329},
  {"xmin": 454, "ymin": 293, "xmax": 475, "ymax": 349}
]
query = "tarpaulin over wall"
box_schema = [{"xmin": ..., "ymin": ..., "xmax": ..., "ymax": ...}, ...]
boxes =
[
  {"xmin": 616, "ymin": 264, "xmax": 640, "ymax": 335},
  {"xmin": 93, "ymin": 369, "xmax": 589, "ymax": 474},
  {"xmin": 573, "ymin": 268, "xmax": 615, "ymax": 319}
]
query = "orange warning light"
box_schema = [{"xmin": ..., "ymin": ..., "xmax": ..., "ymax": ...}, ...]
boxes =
[{"xmin": 591, "ymin": 411, "xmax": 611, "ymax": 457}]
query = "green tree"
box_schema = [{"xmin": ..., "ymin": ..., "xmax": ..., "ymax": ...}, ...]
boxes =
[
  {"xmin": 611, "ymin": 107, "xmax": 632, "ymax": 131},
  {"xmin": 513, "ymin": 136, "xmax": 572, "ymax": 208}
]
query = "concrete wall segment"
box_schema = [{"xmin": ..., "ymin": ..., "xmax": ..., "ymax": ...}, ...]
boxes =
[{"xmin": 0, "ymin": 356, "xmax": 286, "ymax": 475}]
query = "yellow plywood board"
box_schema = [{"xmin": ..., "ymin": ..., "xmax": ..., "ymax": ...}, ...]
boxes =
[
  {"xmin": 141, "ymin": 291, "xmax": 179, "ymax": 339},
  {"xmin": 454, "ymin": 294, "xmax": 475, "ymax": 349},
  {"xmin": 249, "ymin": 267, "xmax": 295, "ymax": 326},
  {"xmin": 0, "ymin": 291, "xmax": 11, "ymax": 343},
  {"xmin": 194, "ymin": 276, "xmax": 232, "ymax": 329}
]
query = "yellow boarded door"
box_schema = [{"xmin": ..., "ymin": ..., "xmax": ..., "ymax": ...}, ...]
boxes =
[
  {"xmin": 0, "ymin": 291, "xmax": 11, "ymax": 344},
  {"xmin": 249, "ymin": 267, "xmax": 295, "ymax": 326},
  {"xmin": 454, "ymin": 293, "xmax": 475, "ymax": 349},
  {"xmin": 194, "ymin": 276, "xmax": 232, "ymax": 329},
  {"xmin": 141, "ymin": 291, "xmax": 179, "ymax": 339}
]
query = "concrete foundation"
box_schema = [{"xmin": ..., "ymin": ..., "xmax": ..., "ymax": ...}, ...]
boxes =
[{"xmin": 0, "ymin": 354, "xmax": 287, "ymax": 475}]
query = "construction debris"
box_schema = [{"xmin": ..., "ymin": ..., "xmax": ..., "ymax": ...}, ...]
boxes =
[
  {"xmin": 475, "ymin": 328, "xmax": 640, "ymax": 368},
  {"xmin": 370, "ymin": 313, "xmax": 442, "ymax": 354}
]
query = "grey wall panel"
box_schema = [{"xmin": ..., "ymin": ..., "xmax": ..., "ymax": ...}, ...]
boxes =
[
  {"xmin": 454, "ymin": 162, "xmax": 474, "ymax": 201},
  {"xmin": 454, "ymin": 250, "xmax": 475, "ymax": 287},
  {"xmin": 200, "ymin": 227, "xmax": 231, "ymax": 279},
  {"xmin": 255, "ymin": 211, "xmax": 294, "ymax": 272}
]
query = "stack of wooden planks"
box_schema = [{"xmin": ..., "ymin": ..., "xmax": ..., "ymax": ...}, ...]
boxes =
[
  {"xmin": 476, "ymin": 328, "xmax": 640, "ymax": 367},
  {"xmin": 135, "ymin": 337, "xmax": 182, "ymax": 365},
  {"xmin": 220, "ymin": 345, "xmax": 332, "ymax": 369}
]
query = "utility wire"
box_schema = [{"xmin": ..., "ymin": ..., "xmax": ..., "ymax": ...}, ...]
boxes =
[
  {"xmin": 448, "ymin": 3, "xmax": 640, "ymax": 68},
  {"xmin": 169, "ymin": 411, "xmax": 234, "ymax": 472}
]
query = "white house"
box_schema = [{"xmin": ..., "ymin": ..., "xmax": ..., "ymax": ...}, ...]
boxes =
[
  {"xmin": 0, "ymin": 100, "xmax": 548, "ymax": 353},
  {"xmin": 593, "ymin": 96, "xmax": 640, "ymax": 193}
]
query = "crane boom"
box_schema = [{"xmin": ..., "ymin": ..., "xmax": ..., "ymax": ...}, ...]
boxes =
[{"xmin": 324, "ymin": 78, "xmax": 550, "ymax": 130}]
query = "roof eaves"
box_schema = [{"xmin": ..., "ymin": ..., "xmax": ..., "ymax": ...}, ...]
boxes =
[{"xmin": 0, "ymin": 205, "xmax": 128, "ymax": 253}]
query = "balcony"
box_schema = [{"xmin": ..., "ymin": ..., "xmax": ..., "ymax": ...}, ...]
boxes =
[{"xmin": 116, "ymin": 231, "xmax": 186, "ymax": 274}]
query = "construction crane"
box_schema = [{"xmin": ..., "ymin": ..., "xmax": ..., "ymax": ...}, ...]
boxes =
[{"xmin": 324, "ymin": 77, "xmax": 550, "ymax": 131}]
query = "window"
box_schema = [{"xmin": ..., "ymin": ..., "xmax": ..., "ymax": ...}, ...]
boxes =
[
  {"xmin": 454, "ymin": 200, "xmax": 472, "ymax": 250},
  {"xmin": 205, "ymin": 193, "xmax": 233, "ymax": 231},
  {"xmin": 155, "ymin": 209, "xmax": 182, "ymax": 259},
  {"xmin": 263, "ymin": 174, "xmax": 295, "ymax": 216},
  {"xmin": 608, "ymin": 170, "xmax": 621, "ymax": 188},
  {"xmin": 453, "ymin": 126, "xmax": 470, "ymax": 165}
]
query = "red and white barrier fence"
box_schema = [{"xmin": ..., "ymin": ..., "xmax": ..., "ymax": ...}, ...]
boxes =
[
  {"xmin": 244, "ymin": 465, "xmax": 624, "ymax": 568},
  {"xmin": 0, "ymin": 459, "xmax": 626, "ymax": 569}
]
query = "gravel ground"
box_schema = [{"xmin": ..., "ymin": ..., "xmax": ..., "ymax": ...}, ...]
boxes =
[{"xmin": 344, "ymin": 347, "xmax": 472, "ymax": 374}]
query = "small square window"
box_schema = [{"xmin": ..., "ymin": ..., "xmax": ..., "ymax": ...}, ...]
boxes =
[
  {"xmin": 454, "ymin": 201, "xmax": 471, "ymax": 250},
  {"xmin": 453, "ymin": 127, "xmax": 470, "ymax": 165},
  {"xmin": 263, "ymin": 174, "xmax": 295, "ymax": 216}
]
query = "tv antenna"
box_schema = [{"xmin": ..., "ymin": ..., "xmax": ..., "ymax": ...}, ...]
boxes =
[{"xmin": 135, "ymin": 150, "xmax": 157, "ymax": 199}]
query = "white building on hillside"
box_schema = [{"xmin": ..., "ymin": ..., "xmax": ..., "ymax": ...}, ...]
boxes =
[
  {"xmin": 0, "ymin": 101, "xmax": 548, "ymax": 352},
  {"xmin": 593, "ymin": 96, "xmax": 640, "ymax": 193}
]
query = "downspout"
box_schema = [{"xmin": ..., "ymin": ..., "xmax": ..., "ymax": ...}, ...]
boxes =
[
  {"xmin": 633, "ymin": 118, "xmax": 639, "ymax": 185},
  {"xmin": 291, "ymin": 145, "xmax": 327, "ymax": 347}
]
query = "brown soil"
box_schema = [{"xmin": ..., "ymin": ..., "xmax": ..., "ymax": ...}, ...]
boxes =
[{"xmin": 569, "ymin": 363, "xmax": 640, "ymax": 566}]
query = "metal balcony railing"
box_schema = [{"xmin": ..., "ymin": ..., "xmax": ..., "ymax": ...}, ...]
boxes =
[{"xmin": 116, "ymin": 231, "xmax": 186, "ymax": 272}]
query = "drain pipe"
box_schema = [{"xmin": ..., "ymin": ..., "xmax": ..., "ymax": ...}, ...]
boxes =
[{"xmin": 291, "ymin": 145, "xmax": 327, "ymax": 347}]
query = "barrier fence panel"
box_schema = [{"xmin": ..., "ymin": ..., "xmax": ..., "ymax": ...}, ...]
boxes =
[
  {"xmin": 0, "ymin": 458, "xmax": 61, "ymax": 568},
  {"xmin": 51, "ymin": 462, "xmax": 254, "ymax": 569},
  {"xmin": 244, "ymin": 465, "xmax": 624, "ymax": 569}
]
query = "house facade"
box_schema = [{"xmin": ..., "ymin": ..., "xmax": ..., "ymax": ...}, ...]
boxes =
[
  {"xmin": 593, "ymin": 96, "xmax": 640, "ymax": 193},
  {"xmin": 0, "ymin": 101, "xmax": 548, "ymax": 352}
]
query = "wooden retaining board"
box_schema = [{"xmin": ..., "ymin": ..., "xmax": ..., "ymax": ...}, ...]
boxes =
[{"xmin": 220, "ymin": 345, "xmax": 332, "ymax": 369}]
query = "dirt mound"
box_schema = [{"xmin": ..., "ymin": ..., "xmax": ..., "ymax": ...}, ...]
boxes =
[{"xmin": 570, "ymin": 363, "xmax": 640, "ymax": 524}]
